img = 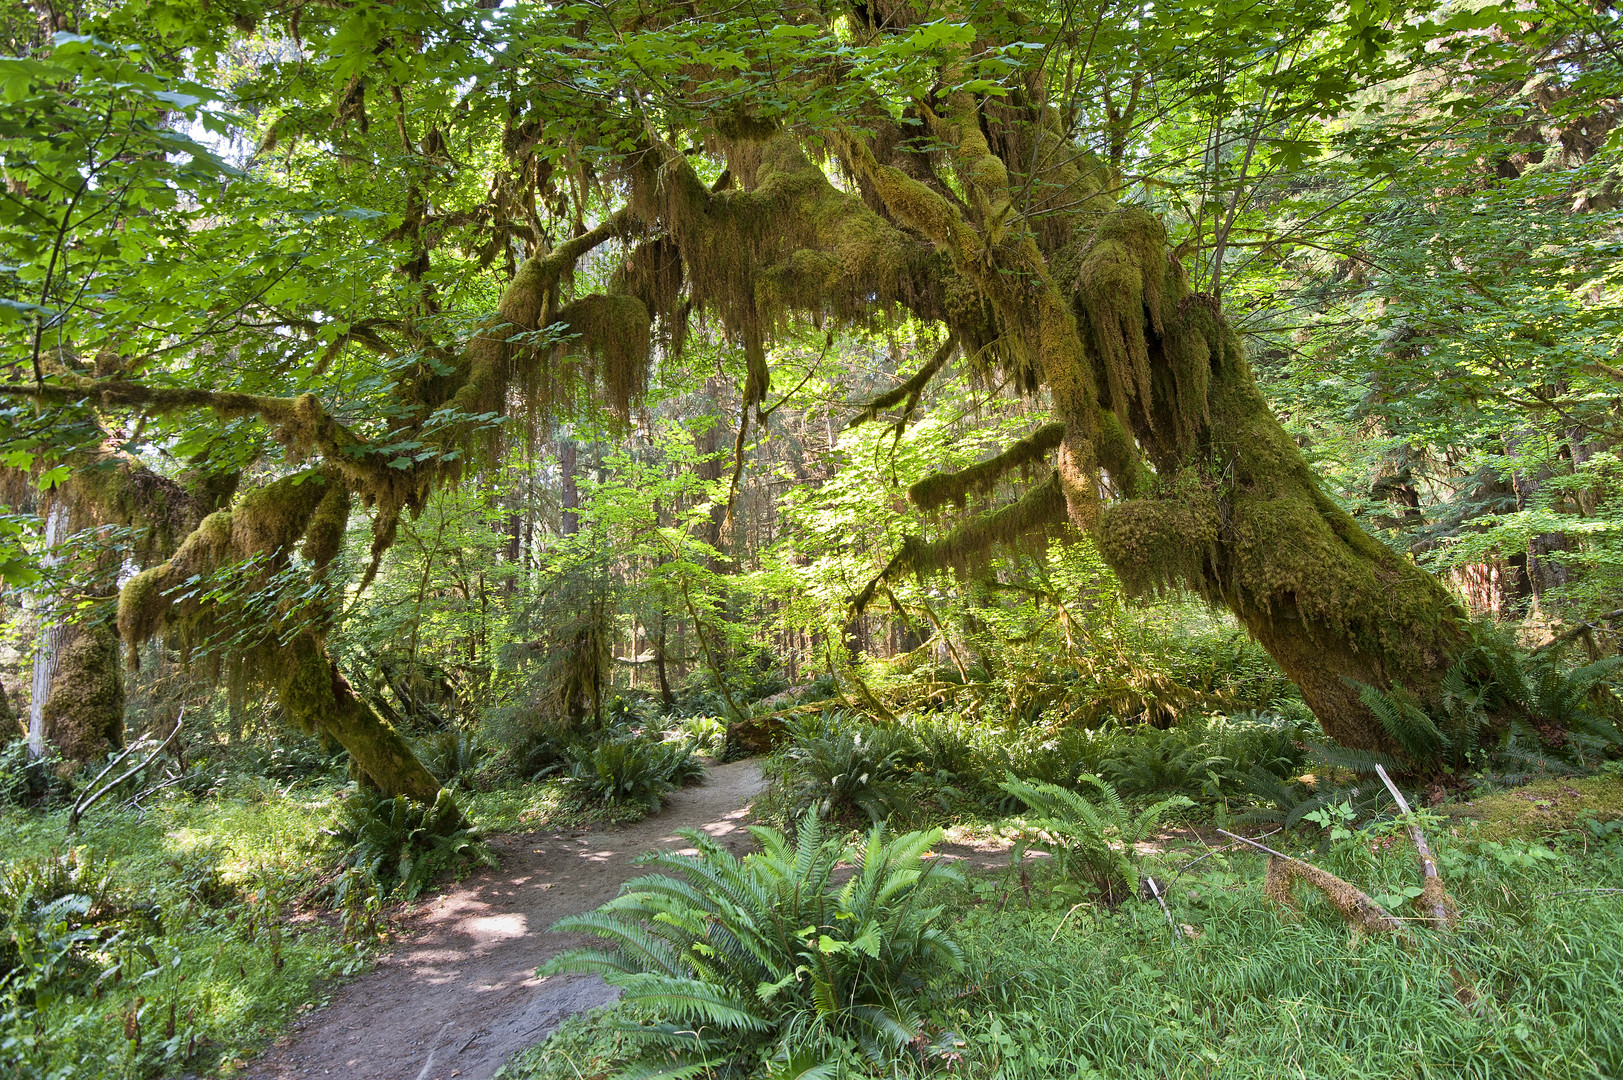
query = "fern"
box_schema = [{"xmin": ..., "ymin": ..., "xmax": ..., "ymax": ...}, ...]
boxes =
[
  {"xmin": 998, "ymin": 773, "xmax": 1192, "ymax": 905},
  {"xmin": 332, "ymin": 788, "xmax": 494, "ymax": 900},
  {"xmin": 542, "ymin": 812, "xmax": 962, "ymax": 1076},
  {"xmin": 561, "ymin": 735, "xmax": 704, "ymax": 810}
]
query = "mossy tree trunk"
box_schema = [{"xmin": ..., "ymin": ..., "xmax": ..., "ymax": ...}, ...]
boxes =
[{"xmin": 279, "ymin": 632, "xmax": 442, "ymax": 801}]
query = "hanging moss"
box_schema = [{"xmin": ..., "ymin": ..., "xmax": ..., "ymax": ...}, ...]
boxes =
[
  {"xmin": 302, "ymin": 483, "xmax": 351, "ymax": 570},
  {"xmin": 908, "ymin": 422, "xmax": 1065, "ymax": 511},
  {"xmin": 549, "ymin": 293, "xmax": 653, "ymax": 419},
  {"xmin": 40, "ymin": 625, "xmax": 125, "ymax": 765},
  {"xmin": 909, "ymin": 471, "xmax": 1066, "ymax": 578},
  {"xmin": 611, "ymin": 235, "xmax": 685, "ymax": 318}
]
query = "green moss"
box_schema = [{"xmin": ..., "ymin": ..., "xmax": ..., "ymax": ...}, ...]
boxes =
[
  {"xmin": 40, "ymin": 625, "xmax": 124, "ymax": 764},
  {"xmin": 1095, "ymin": 490, "xmax": 1221, "ymax": 596},
  {"xmin": 231, "ymin": 471, "xmax": 331, "ymax": 563},
  {"xmin": 908, "ymin": 422, "xmax": 1065, "ymax": 511},
  {"xmin": 901, "ymin": 470, "xmax": 1069, "ymax": 580},
  {"xmin": 549, "ymin": 293, "xmax": 653, "ymax": 419},
  {"xmin": 1450, "ymin": 777, "xmax": 1623, "ymax": 841},
  {"xmin": 301, "ymin": 483, "xmax": 351, "ymax": 570}
]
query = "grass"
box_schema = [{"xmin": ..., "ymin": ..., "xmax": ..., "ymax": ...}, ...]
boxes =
[
  {"xmin": 498, "ymin": 796, "xmax": 1623, "ymax": 1080},
  {"xmin": 1, "ymin": 773, "xmax": 629, "ymax": 1079}
]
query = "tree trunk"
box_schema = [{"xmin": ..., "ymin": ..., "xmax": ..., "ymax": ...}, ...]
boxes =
[
  {"xmin": 559, "ymin": 437, "xmax": 579, "ymax": 536},
  {"xmin": 26, "ymin": 500, "xmax": 69, "ymax": 759},
  {"xmin": 278, "ymin": 632, "xmax": 441, "ymax": 801}
]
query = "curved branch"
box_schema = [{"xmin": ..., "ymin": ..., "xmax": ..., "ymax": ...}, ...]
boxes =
[{"xmin": 909, "ymin": 422, "xmax": 1065, "ymax": 511}]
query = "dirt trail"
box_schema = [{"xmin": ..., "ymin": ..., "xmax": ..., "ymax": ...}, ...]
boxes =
[{"xmin": 245, "ymin": 759, "xmax": 766, "ymax": 1080}]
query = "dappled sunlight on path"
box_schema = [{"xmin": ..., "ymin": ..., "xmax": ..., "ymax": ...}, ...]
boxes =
[{"xmin": 243, "ymin": 759, "xmax": 764, "ymax": 1080}]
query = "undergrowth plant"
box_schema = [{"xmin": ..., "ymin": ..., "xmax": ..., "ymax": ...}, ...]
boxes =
[
  {"xmin": 541, "ymin": 813, "xmax": 963, "ymax": 1074},
  {"xmin": 1348, "ymin": 623, "xmax": 1623, "ymax": 777},
  {"xmin": 560, "ymin": 733, "xmax": 703, "ymax": 810},
  {"xmin": 781, "ymin": 717, "xmax": 914, "ymax": 825},
  {"xmin": 331, "ymin": 788, "xmax": 494, "ymax": 901},
  {"xmin": 999, "ymin": 773, "xmax": 1192, "ymax": 905}
]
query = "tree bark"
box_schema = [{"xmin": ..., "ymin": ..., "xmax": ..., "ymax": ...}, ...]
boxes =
[{"xmin": 26, "ymin": 500, "xmax": 69, "ymax": 759}]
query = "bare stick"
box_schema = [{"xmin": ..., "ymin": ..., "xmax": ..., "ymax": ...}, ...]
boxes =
[
  {"xmin": 68, "ymin": 710, "xmax": 185, "ymax": 833},
  {"xmin": 1176, "ymin": 827, "xmax": 1282, "ymax": 874},
  {"xmin": 1144, "ymin": 875, "xmax": 1181, "ymax": 943},
  {"xmin": 1375, "ymin": 764, "xmax": 1455, "ymax": 929}
]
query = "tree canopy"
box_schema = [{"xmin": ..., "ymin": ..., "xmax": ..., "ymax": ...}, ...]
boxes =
[{"xmin": 3, "ymin": 0, "xmax": 1621, "ymax": 797}]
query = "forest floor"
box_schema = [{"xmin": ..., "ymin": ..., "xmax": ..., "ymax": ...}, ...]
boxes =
[{"xmin": 243, "ymin": 759, "xmax": 768, "ymax": 1080}]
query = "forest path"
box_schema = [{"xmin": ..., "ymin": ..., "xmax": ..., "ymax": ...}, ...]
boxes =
[{"xmin": 244, "ymin": 759, "xmax": 766, "ymax": 1080}]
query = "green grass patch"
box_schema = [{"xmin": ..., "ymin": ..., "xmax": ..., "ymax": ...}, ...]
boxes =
[
  {"xmin": 502, "ymin": 811, "xmax": 1623, "ymax": 1079},
  {"xmin": 1, "ymin": 774, "xmax": 615, "ymax": 1079}
]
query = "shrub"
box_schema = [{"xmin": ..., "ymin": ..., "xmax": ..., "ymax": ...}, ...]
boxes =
[
  {"xmin": 331, "ymin": 789, "xmax": 494, "ymax": 900},
  {"xmin": 0, "ymin": 848, "xmax": 152, "ymax": 1002},
  {"xmin": 666, "ymin": 714, "xmax": 727, "ymax": 757},
  {"xmin": 999, "ymin": 773, "xmax": 1193, "ymax": 905},
  {"xmin": 560, "ymin": 735, "xmax": 703, "ymax": 811},
  {"xmin": 416, "ymin": 728, "xmax": 489, "ymax": 786},
  {"xmin": 0, "ymin": 738, "xmax": 71, "ymax": 808},
  {"xmin": 781, "ymin": 719, "xmax": 913, "ymax": 825},
  {"xmin": 542, "ymin": 813, "xmax": 963, "ymax": 1073}
]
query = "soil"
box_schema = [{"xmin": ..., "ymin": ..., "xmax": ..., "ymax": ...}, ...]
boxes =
[{"xmin": 244, "ymin": 759, "xmax": 767, "ymax": 1080}]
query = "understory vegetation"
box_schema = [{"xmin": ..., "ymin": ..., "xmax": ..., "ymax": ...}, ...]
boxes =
[
  {"xmin": 503, "ymin": 801, "xmax": 1623, "ymax": 1079},
  {"xmin": 6, "ymin": 0, "xmax": 1623, "ymax": 1075}
]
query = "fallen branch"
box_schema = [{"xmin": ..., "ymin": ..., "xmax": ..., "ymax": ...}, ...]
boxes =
[
  {"xmin": 1216, "ymin": 829, "xmax": 1411, "ymax": 939},
  {"xmin": 1375, "ymin": 764, "xmax": 1456, "ymax": 929},
  {"xmin": 1532, "ymin": 609, "xmax": 1623, "ymax": 655},
  {"xmin": 68, "ymin": 710, "xmax": 185, "ymax": 833},
  {"xmin": 1143, "ymin": 875, "xmax": 1181, "ymax": 944}
]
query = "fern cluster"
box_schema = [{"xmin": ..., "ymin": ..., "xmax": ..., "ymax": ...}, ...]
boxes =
[
  {"xmin": 998, "ymin": 773, "xmax": 1192, "ymax": 905},
  {"xmin": 1349, "ymin": 621, "xmax": 1623, "ymax": 777},
  {"xmin": 542, "ymin": 813, "xmax": 963, "ymax": 1074},
  {"xmin": 331, "ymin": 788, "xmax": 494, "ymax": 900},
  {"xmin": 559, "ymin": 734, "xmax": 704, "ymax": 811},
  {"xmin": 780, "ymin": 716, "xmax": 916, "ymax": 825}
]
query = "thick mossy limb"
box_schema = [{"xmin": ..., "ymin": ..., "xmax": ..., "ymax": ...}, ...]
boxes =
[
  {"xmin": 40, "ymin": 624, "xmax": 124, "ymax": 765},
  {"xmin": 1094, "ymin": 489, "xmax": 1221, "ymax": 595},
  {"xmin": 231, "ymin": 471, "xmax": 333, "ymax": 563},
  {"xmin": 117, "ymin": 510, "xmax": 234, "ymax": 652},
  {"xmin": 1263, "ymin": 856, "xmax": 1410, "ymax": 938},
  {"xmin": 278, "ymin": 633, "xmax": 441, "ymax": 802},
  {"xmin": 302, "ymin": 483, "xmax": 352, "ymax": 570},
  {"xmin": 908, "ymin": 422, "xmax": 1064, "ymax": 511}
]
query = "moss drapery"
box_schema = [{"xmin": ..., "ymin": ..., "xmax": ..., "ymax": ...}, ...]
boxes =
[{"xmin": 5, "ymin": 24, "xmax": 1473, "ymax": 773}]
